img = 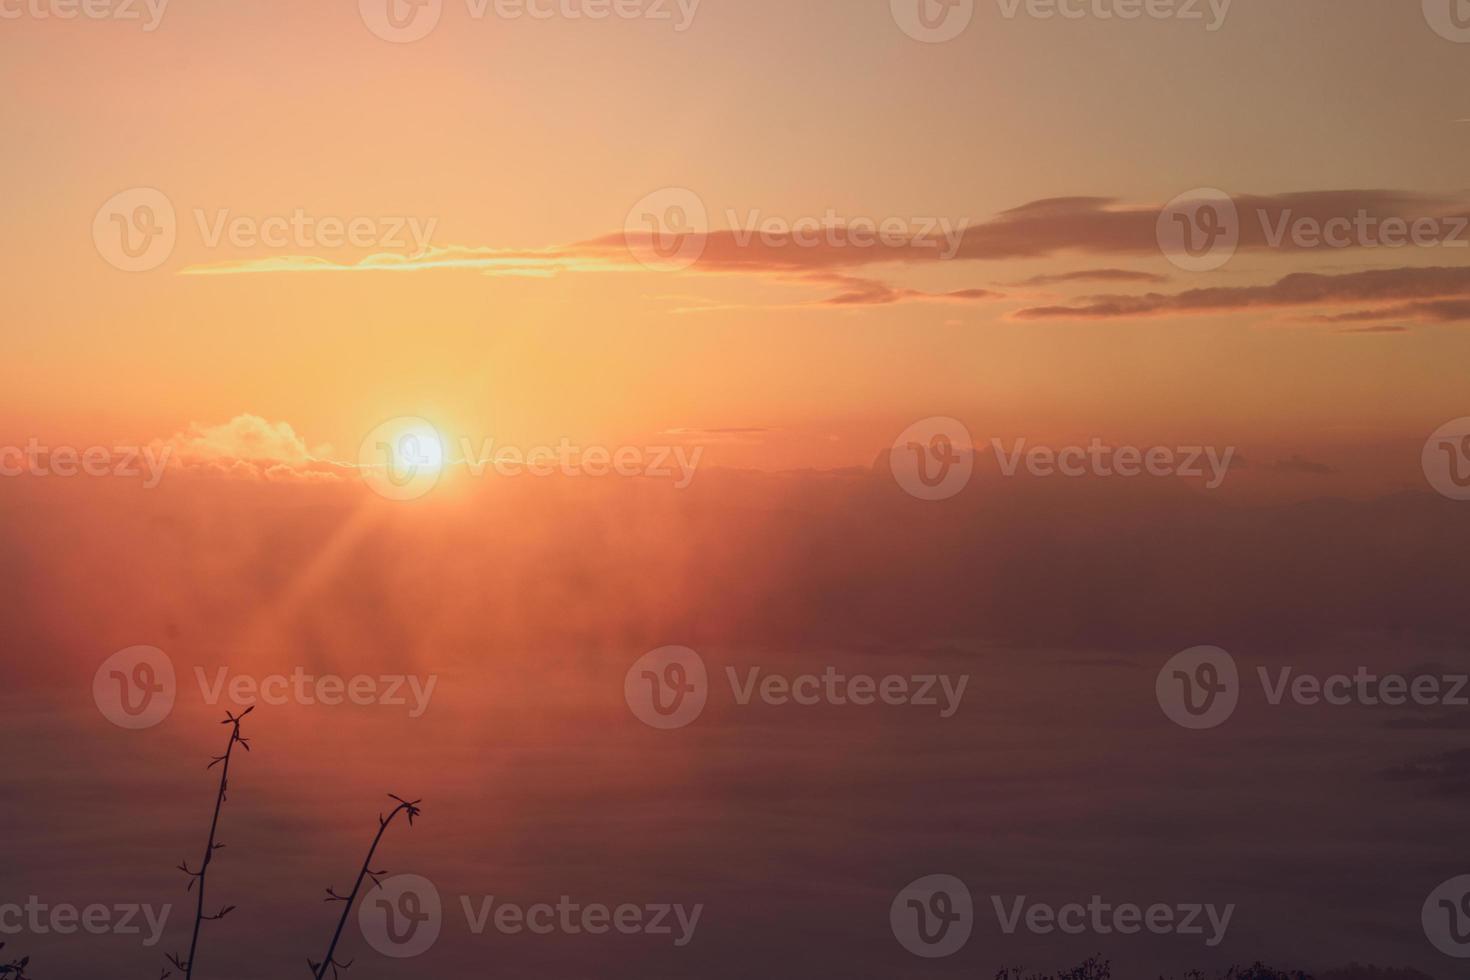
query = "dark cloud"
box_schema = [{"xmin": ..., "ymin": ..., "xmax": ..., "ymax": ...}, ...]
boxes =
[
  {"xmin": 1014, "ymin": 266, "xmax": 1470, "ymax": 322},
  {"xmin": 1015, "ymin": 268, "xmax": 1170, "ymax": 287}
]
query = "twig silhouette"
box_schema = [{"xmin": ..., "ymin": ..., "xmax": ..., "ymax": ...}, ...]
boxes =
[
  {"xmin": 166, "ymin": 706, "xmax": 253, "ymax": 980},
  {"xmin": 308, "ymin": 794, "xmax": 422, "ymax": 980},
  {"xmin": 0, "ymin": 942, "xmax": 31, "ymax": 979}
]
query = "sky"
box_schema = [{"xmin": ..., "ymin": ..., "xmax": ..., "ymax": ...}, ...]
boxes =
[
  {"xmin": 2, "ymin": 0, "xmax": 1470, "ymax": 477},
  {"xmin": 4, "ymin": 2, "xmax": 1470, "ymax": 978}
]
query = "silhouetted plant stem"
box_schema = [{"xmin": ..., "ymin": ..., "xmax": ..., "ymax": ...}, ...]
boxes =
[
  {"xmin": 311, "ymin": 794, "xmax": 422, "ymax": 980},
  {"xmin": 0, "ymin": 941, "xmax": 31, "ymax": 979},
  {"xmin": 167, "ymin": 707, "xmax": 252, "ymax": 980}
]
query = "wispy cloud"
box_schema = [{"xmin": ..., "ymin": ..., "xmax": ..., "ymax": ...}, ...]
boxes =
[
  {"xmin": 177, "ymin": 190, "xmax": 1470, "ymax": 323},
  {"xmin": 1013, "ymin": 266, "xmax": 1470, "ymax": 324},
  {"xmin": 1013, "ymin": 268, "xmax": 1170, "ymax": 287}
]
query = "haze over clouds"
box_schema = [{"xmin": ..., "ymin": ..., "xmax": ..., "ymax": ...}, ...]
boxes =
[{"xmin": 3, "ymin": 2, "xmax": 1469, "ymax": 977}]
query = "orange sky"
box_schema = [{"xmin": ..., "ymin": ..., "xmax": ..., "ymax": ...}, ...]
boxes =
[
  {"xmin": 8, "ymin": 9, "xmax": 1470, "ymax": 977},
  {"xmin": 3, "ymin": 0, "xmax": 1469, "ymax": 477}
]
